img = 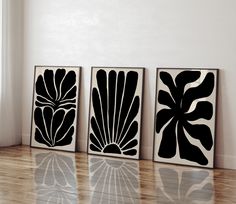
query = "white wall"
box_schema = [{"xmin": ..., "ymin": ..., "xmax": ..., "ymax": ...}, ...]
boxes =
[{"xmin": 22, "ymin": 0, "xmax": 236, "ymax": 169}]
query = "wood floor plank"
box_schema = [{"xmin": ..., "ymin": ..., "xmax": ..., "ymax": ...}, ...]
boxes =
[{"xmin": 0, "ymin": 145, "xmax": 235, "ymax": 203}]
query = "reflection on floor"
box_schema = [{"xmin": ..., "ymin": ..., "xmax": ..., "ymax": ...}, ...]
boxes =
[
  {"xmin": 89, "ymin": 156, "xmax": 140, "ymax": 203},
  {"xmin": 34, "ymin": 152, "xmax": 78, "ymax": 203},
  {"xmin": 0, "ymin": 146, "xmax": 235, "ymax": 203},
  {"xmin": 155, "ymin": 167, "xmax": 213, "ymax": 204}
]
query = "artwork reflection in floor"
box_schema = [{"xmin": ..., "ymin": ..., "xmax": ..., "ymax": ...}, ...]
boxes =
[
  {"xmin": 155, "ymin": 166, "xmax": 214, "ymax": 204},
  {"xmin": 34, "ymin": 152, "xmax": 78, "ymax": 203},
  {"xmin": 89, "ymin": 156, "xmax": 140, "ymax": 203}
]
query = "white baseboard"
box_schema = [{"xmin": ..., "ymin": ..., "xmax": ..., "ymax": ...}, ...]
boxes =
[
  {"xmin": 215, "ymin": 154, "xmax": 236, "ymax": 169},
  {"xmin": 22, "ymin": 133, "xmax": 30, "ymax": 145}
]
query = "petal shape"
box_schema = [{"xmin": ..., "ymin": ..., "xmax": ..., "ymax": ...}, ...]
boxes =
[
  {"xmin": 159, "ymin": 71, "xmax": 179, "ymax": 102},
  {"xmin": 44, "ymin": 69, "xmax": 57, "ymax": 100},
  {"xmin": 177, "ymin": 121, "xmax": 208, "ymax": 165},
  {"xmin": 183, "ymin": 121, "xmax": 213, "ymax": 150},
  {"xmin": 52, "ymin": 109, "xmax": 65, "ymax": 142},
  {"xmin": 35, "ymin": 128, "xmax": 51, "ymax": 147},
  {"xmin": 119, "ymin": 121, "xmax": 138, "ymax": 148},
  {"xmin": 175, "ymin": 71, "xmax": 201, "ymax": 91},
  {"xmin": 108, "ymin": 70, "xmax": 117, "ymax": 141},
  {"xmin": 92, "ymin": 88, "xmax": 107, "ymax": 144},
  {"xmin": 55, "ymin": 109, "xmax": 75, "ymax": 145},
  {"xmin": 90, "ymin": 143, "xmax": 101, "ymax": 152},
  {"xmin": 34, "ymin": 107, "xmax": 53, "ymax": 147},
  {"xmin": 156, "ymin": 109, "xmax": 174, "ymax": 133},
  {"xmin": 96, "ymin": 70, "xmax": 109, "ymax": 144},
  {"xmin": 182, "ymin": 72, "xmax": 215, "ymax": 112},
  {"xmin": 117, "ymin": 96, "xmax": 139, "ymax": 144},
  {"xmin": 91, "ymin": 116, "xmax": 106, "ymax": 147},
  {"xmin": 158, "ymin": 117, "xmax": 177, "ymax": 158},
  {"xmin": 113, "ymin": 71, "xmax": 125, "ymax": 142},
  {"xmin": 184, "ymin": 101, "xmax": 213, "ymax": 121},
  {"xmin": 61, "ymin": 86, "xmax": 77, "ymax": 101},
  {"xmin": 123, "ymin": 149, "xmax": 137, "ymax": 156},
  {"xmin": 117, "ymin": 71, "xmax": 138, "ymax": 141},
  {"xmin": 55, "ymin": 69, "xmax": 66, "ymax": 100},
  {"xmin": 55, "ymin": 126, "xmax": 74, "ymax": 146},
  {"xmin": 61, "ymin": 71, "xmax": 76, "ymax": 100},
  {"xmin": 36, "ymin": 75, "xmax": 52, "ymax": 101},
  {"xmin": 121, "ymin": 139, "xmax": 138, "ymax": 151},
  {"xmin": 90, "ymin": 133, "xmax": 103, "ymax": 150},
  {"xmin": 158, "ymin": 90, "xmax": 175, "ymax": 108}
]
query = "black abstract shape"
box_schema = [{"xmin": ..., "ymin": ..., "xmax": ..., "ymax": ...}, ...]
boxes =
[
  {"xmin": 156, "ymin": 168, "xmax": 213, "ymax": 204},
  {"xmin": 34, "ymin": 152, "xmax": 77, "ymax": 203},
  {"xmin": 35, "ymin": 69, "xmax": 77, "ymax": 110},
  {"xmin": 89, "ymin": 156, "xmax": 140, "ymax": 204},
  {"xmin": 34, "ymin": 107, "xmax": 75, "ymax": 147},
  {"xmin": 156, "ymin": 71, "xmax": 215, "ymax": 165},
  {"xmin": 90, "ymin": 69, "xmax": 141, "ymax": 157}
]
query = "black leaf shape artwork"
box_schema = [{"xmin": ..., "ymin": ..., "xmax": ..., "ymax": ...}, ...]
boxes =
[
  {"xmin": 156, "ymin": 167, "xmax": 214, "ymax": 204},
  {"xmin": 88, "ymin": 68, "xmax": 144, "ymax": 159},
  {"xmin": 154, "ymin": 69, "xmax": 218, "ymax": 167},
  {"xmin": 31, "ymin": 66, "xmax": 80, "ymax": 151}
]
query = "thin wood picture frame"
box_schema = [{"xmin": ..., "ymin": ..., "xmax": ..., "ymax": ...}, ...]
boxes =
[
  {"xmin": 153, "ymin": 68, "xmax": 218, "ymax": 168},
  {"xmin": 30, "ymin": 66, "xmax": 81, "ymax": 152},
  {"xmin": 87, "ymin": 67, "xmax": 144, "ymax": 159}
]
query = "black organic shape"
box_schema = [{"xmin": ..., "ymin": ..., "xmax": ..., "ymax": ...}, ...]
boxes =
[
  {"xmin": 156, "ymin": 70, "xmax": 215, "ymax": 165},
  {"xmin": 156, "ymin": 168, "xmax": 213, "ymax": 204},
  {"xmin": 35, "ymin": 69, "xmax": 77, "ymax": 110},
  {"xmin": 35, "ymin": 152, "xmax": 77, "ymax": 203},
  {"xmin": 90, "ymin": 69, "xmax": 140, "ymax": 157},
  {"xmin": 89, "ymin": 156, "xmax": 139, "ymax": 204},
  {"xmin": 34, "ymin": 107, "xmax": 75, "ymax": 147}
]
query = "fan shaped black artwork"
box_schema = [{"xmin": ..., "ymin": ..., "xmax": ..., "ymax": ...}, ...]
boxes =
[
  {"xmin": 88, "ymin": 67, "xmax": 144, "ymax": 159},
  {"xmin": 154, "ymin": 69, "xmax": 218, "ymax": 168},
  {"xmin": 31, "ymin": 66, "xmax": 80, "ymax": 152}
]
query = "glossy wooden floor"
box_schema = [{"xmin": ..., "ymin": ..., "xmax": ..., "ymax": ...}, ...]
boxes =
[{"xmin": 0, "ymin": 146, "xmax": 235, "ymax": 203}]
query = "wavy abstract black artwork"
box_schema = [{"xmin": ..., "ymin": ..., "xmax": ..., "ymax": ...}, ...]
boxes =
[
  {"xmin": 88, "ymin": 67, "xmax": 144, "ymax": 159},
  {"xmin": 154, "ymin": 69, "xmax": 218, "ymax": 168},
  {"xmin": 31, "ymin": 66, "xmax": 80, "ymax": 152}
]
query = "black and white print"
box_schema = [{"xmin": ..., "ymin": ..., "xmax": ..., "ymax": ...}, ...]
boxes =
[
  {"xmin": 88, "ymin": 67, "xmax": 144, "ymax": 159},
  {"xmin": 89, "ymin": 156, "xmax": 140, "ymax": 203},
  {"xmin": 31, "ymin": 66, "xmax": 80, "ymax": 152},
  {"xmin": 34, "ymin": 152, "xmax": 78, "ymax": 203},
  {"xmin": 154, "ymin": 68, "xmax": 218, "ymax": 168}
]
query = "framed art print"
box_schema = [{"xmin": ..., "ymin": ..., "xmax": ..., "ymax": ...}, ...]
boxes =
[
  {"xmin": 154, "ymin": 68, "xmax": 218, "ymax": 168},
  {"xmin": 88, "ymin": 67, "xmax": 144, "ymax": 159},
  {"xmin": 30, "ymin": 66, "xmax": 81, "ymax": 152}
]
